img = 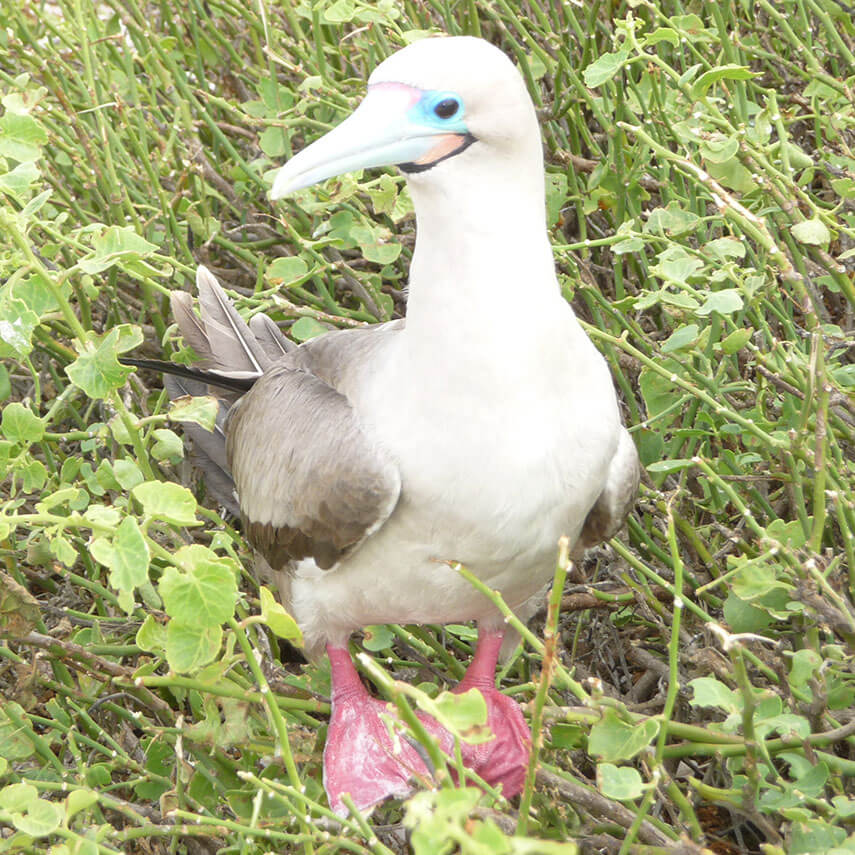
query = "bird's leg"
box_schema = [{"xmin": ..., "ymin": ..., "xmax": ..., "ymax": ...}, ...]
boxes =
[
  {"xmin": 323, "ymin": 644, "xmax": 430, "ymax": 816},
  {"xmin": 415, "ymin": 627, "xmax": 531, "ymax": 799}
]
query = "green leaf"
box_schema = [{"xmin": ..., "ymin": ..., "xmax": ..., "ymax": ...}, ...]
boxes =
[
  {"xmin": 65, "ymin": 789, "xmax": 98, "ymax": 820},
  {"xmin": 612, "ymin": 235, "xmax": 644, "ymax": 254},
  {"xmin": 290, "ymin": 317, "xmax": 328, "ymax": 341},
  {"xmin": 757, "ymin": 713, "xmax": 810, "ymax": 741},
  {"xmin": 94, "ymin": 517, "xmax": 150, "ymax": 594},
  {"xmin": 168, "ymin": 396, "xmax": 218, "ymax": 432},
  {"xmin": 85, "ymin": 763, "xmax": 111, "ymax": 788},
  {"xmin": 78, "ymin": 225, "xmax": 159, "ymax": 275},
  {"xmin": 0, "ymin": 782, "xmax": 38, "ymax": 812},
  {"xmin": 112, "ymin": 458, "xmax": 144, "ymax": 490},
  {"xmin": 691, "ymin": 64, "xmax": 756, "ymax": 97},
  {"xmin": 13, "ymin": 797, "xmax": 62, "ymax": 837},
  {"xmin": 722, "ymin": 593, "xmax": 772, "ymax": 633},
  {"xmin": 831, "ymin": 796, "xmax": 855, "ymax": 819},
  {"xmin": 688, "ymin": 677, "xmax": 741, "ymax": 713},
  {"xmin": 597, "ymin": 763, "xmax": 644, "ymax": 800},
  {"xmin": 704, "ymin": 237, "xmax": 746, "ymax": 262},
  {"xmin": 833, "ymin": 364, "xmax": 855, "ymax": 387},
  {"xmin": 20, "ymin": 187, "xmax": 52, "ymax": 219},
  {"xmin": 166, "ymin": 620, "xmax": 222, "ymax": 672},
  {"xmin": 132, "ymin": 480, "xmax": 199, "ymax": 526},
  {"xmin": 789, "ymin": 649, "xmax": 822, "ymax": 690},
  {"xmin": 643, "ymin": 27, "xmax": 679, "ymax": 47},
  {"xmin": 731, "ymin": 561, "xmax": 791, "ymax": 601},
  {"xmin": 363, "ymin": 623, "xmax": 396, "ymax": 651},
  {"xmin": 267, "ymin": 256, "xmax": 309, "ymax": 285},
  {"xmin": 151, "ymin": 428, "xmax": 184, "ymax": 462},
  {"xmin": 696, "ymin": 289, "xmax": 743, "ymax": 317},
  {"xmin": 545, "ymin": 172, "xmax": 568, "ymax": 228},
  {"xmin": 772, "ymin": 140, "xmax": 813, "ymax": 170},
  {"xmin": 136, "ymin": 614, "xmax": 167, "ymax": 655},
  {"xmin": 644, "ymin": 203, "xmax": 700, "ymax": 237},
  {"xmin": 0, "ymin": 704, "xmax": 35, "ymax": 760},
  {"xmin": 766, "ymin": 518, "xmax": 810, "ymax": 549},
  {"xmin": 639, "ymin": 366, "xmax": 679, "ymax": 427},
  {"xmin": 660, "ymin": 291, "xmax": 700, "ymax": 310},
  {"xmin": 549, "ymin": 723, "xmax": 585, "ymax": 750},
  {"xmin": 699, "ymin": 133, "xmax": 739, "ymax": 164},
  {"xmin": 323, "ymin": 0, "xmax": 356, "ymax": 22},
  {"xmin": 21, "ymin": 458, "xmax": 47, "ymax": 492},
  {"xmin": 50, "ymin": 535, "xmax": 78, "ymax": 567},
  {"xmin": 259, "ymin": 586, "xmax": 304, "ymax": 645},
  {"xmin": 707, "ymin": 156, "xmax": 758, "ymax": 193},
  {"xmin": 0, "ymin": 112, "xmax": 46, "ymax": 162},
  {"xmin": 414, "ymin": 688, "xmax": 491, "ymax": 744},
  {"xmin": 646, "ymin": 458, "xmax": 694, "ymax": 474},
  {"xmin": 651, "ymin": 246, "xmax": 704, "ymax": 284},
  {"xmin": 351, "ymin": 224, "xmax": 402, "ymax": 264},
  {"xmin": 258, "ymin": 126, "xmax": 287, "ymax": 158},
  {"xmin": 789, "ymin": 819, "xmax": 846, "ymax": 854},
  {"xmin": 720, "ymin": 328, "xmax": 752, "ymax": 354},
  {"xmin": 84, "ymin": 504, "xmax": 121, "ymax": 527},
  {"xmin": 0, "ymin": 160, "xmax": 40, "ymax": 198},
  {"xmin": 583, "ymin": 48, "xmax": 630, "ymax": 88},
  {"xmin": 159, "ymin": 545, "xmax": 237, "ymax": 625},
  {"xmin": 66, "ymin": 326, "xmax": 141, "ymax": 399},
  {"xmin": 661, "ymin": 324, "xmax": 699, "ymax": 353},
  {"xmin": 0, "ymin": 402, "xmax": 44, "ymax": 444},
  {"xmin": 367, "ymin": 174, "xmax": 398, "ymax": 215},
  {"xmin": 0, "ymin": 295, "xmax": 40, "ymax": 358},
  {"xmin": 587, "ymin": 709, "xmax": 659, "ymax": 761},
  {"xmin": 791, "ymin": 218, "xmax": 831, "ymax": 246}
]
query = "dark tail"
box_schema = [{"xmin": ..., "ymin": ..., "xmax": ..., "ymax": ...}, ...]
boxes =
[{"xmin": 118, "ymin": 356, "xmax": 255, "ymax": 394}]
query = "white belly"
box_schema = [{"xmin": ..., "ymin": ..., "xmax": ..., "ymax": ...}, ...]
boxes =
[{"xmin": 289, "ymin": 312, "xmax": 620, "ymax": 650}]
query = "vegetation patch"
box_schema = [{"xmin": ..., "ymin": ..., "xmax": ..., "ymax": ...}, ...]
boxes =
[{"xmin": 0, "ymin": 1, "xmax": 853, "ymax": 852}]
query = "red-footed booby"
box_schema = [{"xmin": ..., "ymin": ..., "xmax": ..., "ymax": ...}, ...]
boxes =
[{"xmin": 128, "ymin": 36, "xmax": 639, "ymax": 815}]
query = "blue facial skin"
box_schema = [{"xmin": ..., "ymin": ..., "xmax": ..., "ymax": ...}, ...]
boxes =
[{"xmin": 407, "ymin": 90, "xmax": 469, "ymax": 135}]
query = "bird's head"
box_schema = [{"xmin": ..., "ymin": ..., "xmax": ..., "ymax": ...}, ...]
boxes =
[{"xmin": 269, "ymin": 36, "xmax": 541, "ymax": 199}]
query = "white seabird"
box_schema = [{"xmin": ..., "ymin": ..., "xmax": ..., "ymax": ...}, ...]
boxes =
[{"xmin": 134, "ymin": 35, "xmax": 640, "ymax": 815}]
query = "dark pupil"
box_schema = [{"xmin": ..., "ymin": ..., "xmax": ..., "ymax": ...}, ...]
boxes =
[{"xmin": 434, "ymin": 98, "xmax": 459, "ymax": 119}]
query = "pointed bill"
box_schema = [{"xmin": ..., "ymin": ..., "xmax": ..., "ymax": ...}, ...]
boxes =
[{"xmin": 269, "ymin": 83, "xmax": 468, "ymax": 199}]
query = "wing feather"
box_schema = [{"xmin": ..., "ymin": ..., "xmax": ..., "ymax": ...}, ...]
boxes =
[{"xmin": 226, "ymin": 362, "xmax": 401, "ymax": 570}]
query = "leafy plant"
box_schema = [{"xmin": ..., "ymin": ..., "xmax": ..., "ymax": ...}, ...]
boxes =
[{"xmin": 1, "ymin": 0, "xmax": 854, "ymax": 853}]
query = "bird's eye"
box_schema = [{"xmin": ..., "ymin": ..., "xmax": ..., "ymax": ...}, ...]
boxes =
[{"xmin": 434, "ymin": 98, "xmax": 460, "ymax": 119}]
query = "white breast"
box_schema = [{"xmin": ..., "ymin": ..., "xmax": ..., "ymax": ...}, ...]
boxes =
[{"xmin": 289, "ymin": 299, "xmax": 620, "ymax": 649}]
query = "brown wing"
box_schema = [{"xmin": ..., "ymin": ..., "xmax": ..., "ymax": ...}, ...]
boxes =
[{"xmin": 225, "ymin": 360, "xmax": 401, "ymax": 571}]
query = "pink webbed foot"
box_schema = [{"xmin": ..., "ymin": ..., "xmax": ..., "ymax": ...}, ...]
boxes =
[
  {"xmin": 322, "ymin": 630, "xmax": 531, "ymax": 816},
  {"xmin": 324, "ymin": 646, "xmax": 430, "ymax": 816},
  {"xmin": 418, "ymin": 629, "xmax": 531, "ymax": 798},
  {"xmin": 459, "ymin": 684, "xmax": 531, "ymax": 797}
]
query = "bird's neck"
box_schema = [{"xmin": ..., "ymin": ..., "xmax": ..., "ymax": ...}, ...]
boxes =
[{"xmin": 404, "ymin": 165, "xmax": 558, "ymax": 337}]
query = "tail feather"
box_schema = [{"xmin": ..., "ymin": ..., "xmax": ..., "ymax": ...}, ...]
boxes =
[
  {"xmin": 122, "ymin": 267, "xmax": 282, "ymax": 395},
  {"xmin": 164, "ymin": 374, "xmax": 240, "ymax": 517},
  {"xmin": 194, "ymin": 266, "xmax": 271, "ymax": 377},
  {"xmin": 122, "ymin": 266, "xmax": 297, "ymax": 519},
  {"xmin": 249, "ymin": 312, "xmax": 295, "ymax": 360},
  {"xmin": 170, "ymin": 291, "xmax": 213, "ymax": 364},
  {"xmin": 118, "ymin": 357, "xmax": 254, "ymax": 393}
]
